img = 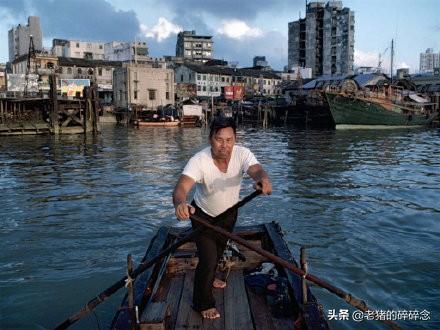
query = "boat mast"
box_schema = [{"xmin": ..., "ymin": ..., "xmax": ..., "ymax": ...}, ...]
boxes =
[{"xmin": 390, "ymin": 39, "xmax": 394, "ymax": 84}]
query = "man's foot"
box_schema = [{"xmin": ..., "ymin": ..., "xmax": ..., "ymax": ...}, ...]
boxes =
[
  {"xmin": 213, "ymin": 278, "xmax": 227, "ymax": 289},
  {"xmin": 201, "ymin": 307, "xmax": 220, "ymax": 319}
]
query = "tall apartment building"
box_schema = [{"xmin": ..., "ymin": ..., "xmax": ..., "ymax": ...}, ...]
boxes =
[
  {"xmin": 8, "ymin": 16, "xmax": 43, "ymax": 61},
  {"xmin": 288, "ymin": 1, "xmax": 354, "ymax": 77},
  {"xmin": 420, "ymin": 48, "xmax": 440, "ymax": 73},
  {"xmin": 176, "ymin": 31, "xmax": 213, "ymax": 63},
  {"xmin": 52, "ymin": 39, "xmax": 105, "ymax": 60}
]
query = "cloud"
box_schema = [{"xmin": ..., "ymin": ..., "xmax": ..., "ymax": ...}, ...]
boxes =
[
  {"xmin": 2, "ymin": 0, "xmax": 140, "ymax": 43},
  {"xmin": 354, "ymin": 49, "xmax": 379, "ymax": 67},
  {"xmin": 140, "ymin": 17, "xmax": 182, "ymax": 42},
  {"xmin": 215, "ymin": 30, "xmax": 286, "ymax": 69},
  {"xmin": 217, "ymin": 20, "xmax": 263, "ymax": 40},
  {"xmin": 157, "ymin": 0, "xmax": 280, "ymax": 21}
]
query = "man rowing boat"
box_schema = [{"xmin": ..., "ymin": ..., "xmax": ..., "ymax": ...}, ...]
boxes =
[{"xmin": 172, "ymin": 116, "xmax": 272, "ymax": 320}]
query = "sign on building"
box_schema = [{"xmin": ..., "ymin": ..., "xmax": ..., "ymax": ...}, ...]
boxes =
[
  {"xmin": 7, "ymin": 74, "xmax": 39, "ymax": 92},
  {"xmin": 224, "ymin": 85, "xmax": 244, "ymax": 100},
  {"xmin": 60, "ymin": 79, "xmax": 90, "ymax": 97},
  {"xmin": 182, "ymin": 104, "xmax": 203, "ymax": 117}
]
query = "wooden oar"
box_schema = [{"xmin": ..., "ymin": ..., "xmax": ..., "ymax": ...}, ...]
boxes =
[
  {"xmin": 190, "ymin": 215, "xmax": 402, "ymax": 330},
  {"xmin": 54, "ymin": 190, "xmax": 262, "ymax": 330}
]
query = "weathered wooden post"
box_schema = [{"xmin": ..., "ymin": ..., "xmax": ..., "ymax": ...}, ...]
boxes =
[
  {"xmin": 92, "ymin": 84, "xmax": 99, "ymax": 134},
  {"xmin": 126, "ymin": 254, "xmax": 136, "ymax": 329},
  {"xmin": 83, "ymin": 87, "xmax": 89, "ymax": 134},
  {"xmin": 49, "ymin": 74, "xmax": 59, "ymax": 134},
  {"xmin": 0, "ymin": 99, "xmax": 4, "ymax": 124},
  {"xmin": 300, "ymin": 247, "xmax": 308, "ymax": 305}
]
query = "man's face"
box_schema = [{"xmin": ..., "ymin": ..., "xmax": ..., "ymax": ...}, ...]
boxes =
[{"xmin": 210, "ymin": 127, "xmax": 236, "ymax": 160}]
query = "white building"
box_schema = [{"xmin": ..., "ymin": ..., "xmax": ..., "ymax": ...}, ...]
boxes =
[
  {"xmin": 104, "ymin": 41, "xmax": 149, "ymax": 61},
  {"xmin": 420, "ymin": 48, "xmax": 440, "ymax": 73},
  {"xmin": 175, "ymin": 64, "xmax": 282, "ymax": 97},
  {"xmin": 282, "ymin": 67, "xmax": 313, "ymax": 80},
  {"xmin": 8, "ymin": 16, "xmax": 43, "ymax": 61},
  {"xmin": 52, "ymin": 39, "xmax": 105, "ymax": 60}
]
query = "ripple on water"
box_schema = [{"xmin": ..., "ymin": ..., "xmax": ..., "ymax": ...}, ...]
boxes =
[{"xmin": 0, "ymin": 126, "xmax": 439, "ymax": 329}]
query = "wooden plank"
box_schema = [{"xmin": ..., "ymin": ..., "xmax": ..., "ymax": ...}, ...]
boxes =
[
  {"xmin": 224, "ymin": 271, "xmax": 253, "ymax": 330},
  {"xmin": 174, "ymin": 270, "xmax": 203, "ymax": 330},
  {"xmin": 140, "ymin": 302, "xmax": 170, "ymax": 329},
  {"xmin": 112, "ymin": 227, "xmax": 171, "ymax": 329},
  {"xmin": 245, "ymin": 286, "xmax": 274, "ymax": 330},
  {"xmin": 165, "ymin": 276, "xmax": 185, "ymax": 330}
]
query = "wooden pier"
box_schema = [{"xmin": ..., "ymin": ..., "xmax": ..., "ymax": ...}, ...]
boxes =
[{"xmin": 0, "ymin": 75, "xmax": 100, "ymax": 136}]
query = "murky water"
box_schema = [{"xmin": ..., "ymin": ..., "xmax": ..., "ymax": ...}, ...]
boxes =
[{"xmin": 1, "ymin": 125, "xmax": 439, "ymax": 329}]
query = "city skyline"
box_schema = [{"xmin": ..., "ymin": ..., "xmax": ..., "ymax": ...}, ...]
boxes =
[{"xmin": 1, "ymin": 0, "xmax": 440, "ymax": 73}]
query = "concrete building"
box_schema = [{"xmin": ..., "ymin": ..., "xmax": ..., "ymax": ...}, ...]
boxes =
[
  {"xmin": 0, "ymin": 64, "xmax": 6, "ymax": 92},
  {"xmin": 281, "ymin": 67, "xmax": 313, "ymax": 80},
  {"xmin": 113, "ymin": 59, "xmax": 175, "ymax": 109},
  {"xmin": 57, "ymin": 57, "xmax": 122, "ymax": 103},
  {"xmin": 176, "ymin": 31, "xmax": 213, "ymax": 63},
  {"xmin": 288, "ymin": 1, "xmax": 354, "ymax": 77},
  {"xmin": 104, "ymin": 41, "xmax": 149, "ymax": 61},
  {"xmin": 253, "ymin": 56, "xmax": 268, "ymax": 67},
  {"xmin": 175, "ymin": 64, "xmax": 282, "ymax": 97},
  {"xmin": 420, "ymin": 48, "xmax": 440, "ymax": 73},
  {"xmin": 8, "ymin": 16, "xmax": 43, "ymax": 62},
  {"xmin": 54, "ymin": 40, "xmax": 105, "ymax": 60},
  {"xmin": 11, "ymin": 53, "xmax": 58, "ymax": 93}
]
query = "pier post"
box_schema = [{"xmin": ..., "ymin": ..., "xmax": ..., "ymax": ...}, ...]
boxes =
[
  {"xmin": 300, "ymin": 247, "xmax": 308, "ymax": 305},
  {"xmin": 49, "ymin": 74, "xmax": 59, "ymax": 134},
  {"xmin": 0, "ymin": 99, "xmax": 3, "ymax": 124}
]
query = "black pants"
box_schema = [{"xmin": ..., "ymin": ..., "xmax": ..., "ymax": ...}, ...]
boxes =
[{"xmin": 190, "ymin": 201, "xmax": 238, "ymax": 312}]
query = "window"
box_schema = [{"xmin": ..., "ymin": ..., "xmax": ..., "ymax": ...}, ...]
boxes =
[
  {"xmin": 148, "ymin": 89, "xmax": 156, "ymax": 100},
  {"xmin": 197, "ymin": 74, "xmax": 201, "ymax": 80},
  {"xmin": 67, "ymin": 67, "xmax": 72, "ymax": 74},
  {"xmin": 134, "ymin": 91, "xmax": 138, "ymax": 100},
  {"xmin": 203, "ymin": 75, "xmax": 206, "ymax": 81},
  {"xmin": 98, "ymin": 68, "xmax": 102, "ymax": 76},
  {"xmin": 76, "ymin": 42, "xmax": 80, "ymax": 48},
  {"xmin": 181, "ymin": 74, "xmax": 184, "ymax": 82},
  {"xmin": 197, "ymin": 85, "xmax": 201, "ymax": 91},
  {"xmin": 221, "ymin": 77, "xmax": 225, "ymax": 82},
  {"xmin": 78, "ymin": 68, "xmax": 82, "ymax": 74},
  {"xmin": 99, "ymin": 45, "xmax": 103, "ymax": 49},
  {"xmin": 202, "ymin": 86, "xmax": 206, "ymax": 91},
  {"xmin": 166, "ymin": 92, "xmax": 170, "ymax": 100}
]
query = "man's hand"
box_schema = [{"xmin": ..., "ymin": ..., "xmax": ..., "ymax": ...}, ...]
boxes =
[
  {"xmin": 255, "ymin": 177, "xmax": 272, "ymax": 195},
  {"xmin": 175, "ymin": 202, "xmax": 195, "ymax": 221}
]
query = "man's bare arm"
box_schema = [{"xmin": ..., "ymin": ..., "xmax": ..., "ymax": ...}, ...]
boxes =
[
  {"xmin": 247, "ymin": 164, "xmax": 272, "ymax": 195},
  {"xmin": 172, "ymin": 174, "xmax": 196, "ymax": 220}
]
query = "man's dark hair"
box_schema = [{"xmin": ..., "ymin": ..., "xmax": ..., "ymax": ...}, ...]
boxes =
[{"xmin": 209, "ymin": 116, "xmax": 236, "ymax": 138}]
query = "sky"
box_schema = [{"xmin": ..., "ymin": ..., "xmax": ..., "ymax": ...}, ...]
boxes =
[{"xmin": 0, "ymin": 0, "xmax": 439, "ymax": 73}]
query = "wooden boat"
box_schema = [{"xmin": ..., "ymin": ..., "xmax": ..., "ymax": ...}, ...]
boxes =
[
  {"xmin": 111, "ymin": 222, "xmax": 329, "ymax": 329},
  {"xmin": 135, "ymin": 120, "xmax": 180, "ymax": 127}
]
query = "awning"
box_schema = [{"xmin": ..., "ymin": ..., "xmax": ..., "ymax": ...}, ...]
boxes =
[{"xmin": 409, "ymin": 94, "xmax": 430, "ymax": 103}]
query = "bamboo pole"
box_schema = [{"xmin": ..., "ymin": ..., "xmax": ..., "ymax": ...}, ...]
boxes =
[{"xmin": 190, "ymin": 215, "xmax": 402, "ymax": 330}]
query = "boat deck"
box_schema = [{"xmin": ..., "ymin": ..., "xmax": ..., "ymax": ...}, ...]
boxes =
[
  {"xmin": 143, "ymin": 240, "xmax": 297, "ymax": 330},
  {"xmin": 111, "ymin": 223, "xmax": 329, "ymax": 330}
]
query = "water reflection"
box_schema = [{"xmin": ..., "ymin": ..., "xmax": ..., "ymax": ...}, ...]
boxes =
[{"xmin": 0, "ymin": 126, "xmax": 439, "ymax": 329}]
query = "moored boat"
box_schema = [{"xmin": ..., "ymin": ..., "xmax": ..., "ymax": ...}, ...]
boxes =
[
  {"xmin": 135, "ymin": 120, "xmax": 180, "ymax": 127},
  {"xmin": 111, "ymin": 222, "xmax": 329, "ymax": 330},
  {"xmin": 326, "ymin": 89, "xmax": 437, "ymax": 128}
]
